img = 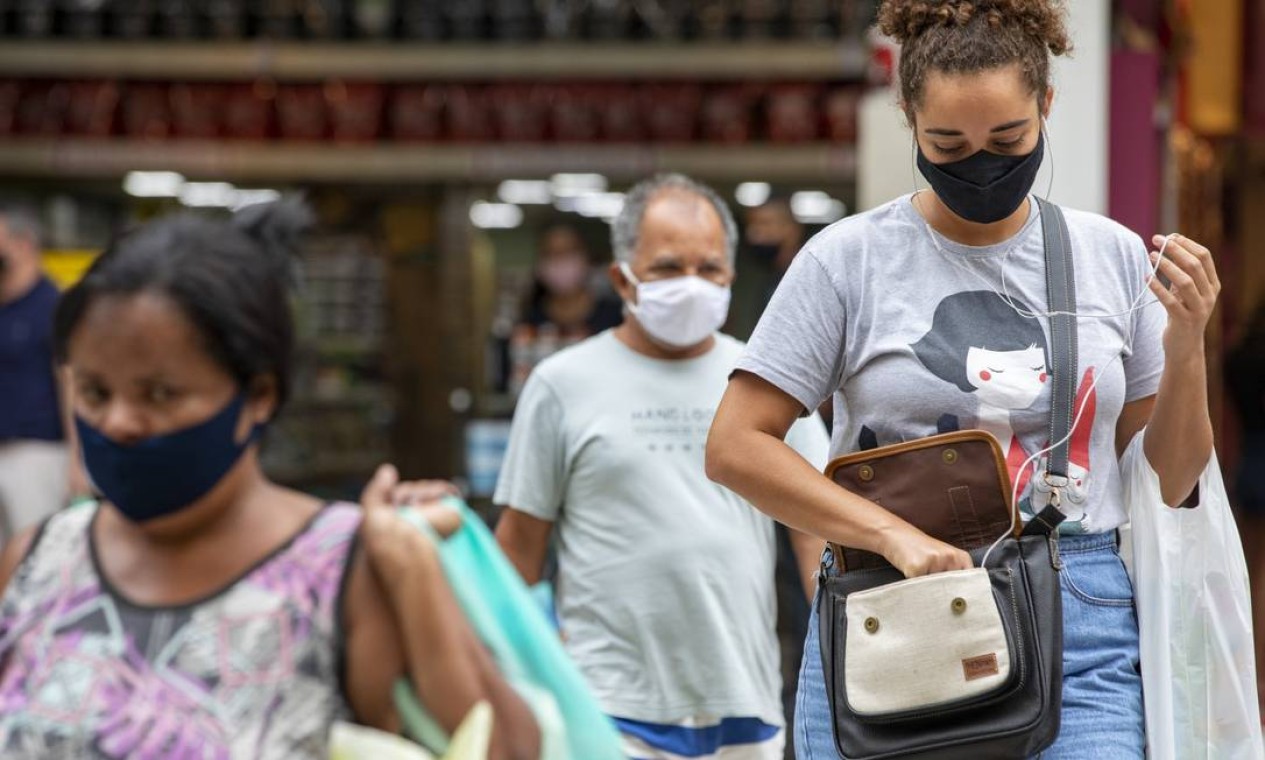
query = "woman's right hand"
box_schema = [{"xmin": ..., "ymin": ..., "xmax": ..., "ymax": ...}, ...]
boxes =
[
  {"xmin": 358, "ymin": 465, "xmax": 443, "ymax": 587},
  {"xmin": 349, "ymin": 465, "xmax": 543, "ymax": 760},
  {"xmin": 359, "ymin": 465, "xmax": 462, "ymax": 559},
  {"xmin": 877, "ymin": 524, "xmax": 974, "ymax": 578}
]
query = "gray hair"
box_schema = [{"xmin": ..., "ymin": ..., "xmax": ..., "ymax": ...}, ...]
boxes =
[
  {"xmin": 611, "ymin": 173, "xmax": 738, "ymax": 266},
  {"xmin": 0, "ymin": 203, "xmax": 43, "ymax": 248}
]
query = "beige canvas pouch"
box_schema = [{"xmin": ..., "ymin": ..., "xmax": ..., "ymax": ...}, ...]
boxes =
[{"xmin": 844, "ymin": 568, "xmax": 1012, "ymax": 717}]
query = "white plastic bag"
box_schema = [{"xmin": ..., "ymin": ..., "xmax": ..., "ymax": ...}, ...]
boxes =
[{"xmin": 1120, "ymin": 432, "xmax": 1264, "ymax": 760}]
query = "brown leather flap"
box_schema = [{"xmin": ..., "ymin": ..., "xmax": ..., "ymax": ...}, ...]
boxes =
[{"xmin": 825, "ymin": 430, "xmax": 1018, "ymax": 572}]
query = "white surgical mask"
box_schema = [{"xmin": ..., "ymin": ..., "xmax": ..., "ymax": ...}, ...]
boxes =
[{"xmin": 620, "ymin": 262, "xmax": 731, "ymax": 349}]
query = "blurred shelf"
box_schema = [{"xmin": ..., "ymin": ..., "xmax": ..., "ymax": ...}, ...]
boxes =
[
  {"xmin": 476, "ymin": 393, "xmax": 519, "ymax": 417},
  {"xmin": 0, "ymin": 139, "xmax": 858, "ymax": 182},
  {"xmin": 287, "ymin": 393, "xmax": 389, "ymax": 410},
  {"xmin": 0, "ymin": 40, "xmax": 867, "ymax": 82},
  {"xmin": 312, "ymin": 335, "xmax": 385, "ymax": 356},
  {"xmin": 266, "ymin": 453, "xmax": 387, "ymax": 484}
]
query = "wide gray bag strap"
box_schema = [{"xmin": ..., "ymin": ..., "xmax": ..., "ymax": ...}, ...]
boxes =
[{"xmin": 1024, "ymin": 198, "xmax": 1077, "ymax": 537}]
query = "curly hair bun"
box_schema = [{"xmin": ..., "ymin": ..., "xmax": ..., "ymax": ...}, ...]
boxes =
[{"xmin": 878, "ymin": 0, "xmax": 1071, "ymax": 56}]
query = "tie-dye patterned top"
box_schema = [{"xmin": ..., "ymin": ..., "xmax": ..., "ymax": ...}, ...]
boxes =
[{"xmin": 0, "ymin": 500, "xmax": 363, "ymax": 759}]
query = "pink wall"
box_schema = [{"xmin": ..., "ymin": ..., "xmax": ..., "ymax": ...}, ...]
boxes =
[
  {"xmin": 1107, "ymin": 0, "xmax": 1165, "ymax": 238},
  {"xmin": 1108, "ymin": 49, "xmax": 1162, "ymax": 238}
]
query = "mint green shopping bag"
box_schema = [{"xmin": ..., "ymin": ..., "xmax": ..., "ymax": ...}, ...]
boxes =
[{"xmin": 393, "ymin": 498, "xmax": 624, "ymax": 760}]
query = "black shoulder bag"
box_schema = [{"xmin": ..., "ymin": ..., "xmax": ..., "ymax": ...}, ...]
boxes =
[{"xmin": 817, "ymin": 198, "xmax": 1077, "ymax": 759}]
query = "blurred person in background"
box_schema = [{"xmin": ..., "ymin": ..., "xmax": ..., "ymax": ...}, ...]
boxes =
[
  {"xmin": 517, "ymin": 219, "xmax": 623, "ymax": 341},
  {"xmin": 494, "ymin": 173, "xmax": 829, "ymax": 760},
  {"xmin": 0, "ymin": 200, "xmax": 539, "ymax": 759},
  {"xmin": 1227, "ymin": 302, "xmax": 1265, "ymax": 712},
  {"xmin": 727, "ymin": 195, "xmax": 806, "ymax": 342},
  {"xmin": 506, "ymin": 219, "xmax": 626, "ymax": 396},
  {"xmin": 0, "ymin": 204, "xmax": 86, "ymax": 544}
]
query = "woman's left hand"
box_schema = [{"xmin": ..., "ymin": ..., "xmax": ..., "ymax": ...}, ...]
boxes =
[{"xmin": 1148, "ymin": 233, "xmax": 1221, "ymax": 354}]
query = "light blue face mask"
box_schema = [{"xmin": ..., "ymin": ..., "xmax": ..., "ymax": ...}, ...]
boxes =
[{"xmin": 76, "ymin": 393, "xmax": 263, "ymax": 523}]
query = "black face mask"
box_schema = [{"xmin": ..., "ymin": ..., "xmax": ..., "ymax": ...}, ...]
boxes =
[{"xmin": 917, "ymin": 130, "xmax": 1045, "ymax": 224}]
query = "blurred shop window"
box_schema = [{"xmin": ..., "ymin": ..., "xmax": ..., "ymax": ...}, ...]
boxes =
[
  {"xmin": 465, "ymin": 419, "xmax": 514, "ymax": 500},
  {"xmin": 261, "ymin": 233, "xmax": 394, "ymax": 498}
]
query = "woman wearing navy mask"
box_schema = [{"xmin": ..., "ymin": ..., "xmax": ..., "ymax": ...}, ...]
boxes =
[
  {"xmin": 0, "ymin": 200, "xmax": 540, "ymax": 759},
  {"xmin": 707, "ymin": 1, "xmax": 1220, "ymax": 758}
]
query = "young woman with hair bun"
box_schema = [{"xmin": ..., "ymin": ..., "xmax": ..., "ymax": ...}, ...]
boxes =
[{"xmin": 707, "ymin": 1, "xmax": 1220, "ymax": 757}]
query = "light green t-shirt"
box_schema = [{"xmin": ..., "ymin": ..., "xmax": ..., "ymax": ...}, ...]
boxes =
[{"xmin": 494, "ymin": 331, "xmax": 829, "ymax": 725}]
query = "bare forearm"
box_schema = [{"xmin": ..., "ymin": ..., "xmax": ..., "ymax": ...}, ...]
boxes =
[
  {"xmin": 1138, "ymin": 232, "xmax": 1221, "ymax": 504},
  {"xmin": 498, "ymin": 541, "xmax": 543, "ymax": 586},
  {"xmin": 395, "ymin": 558, "xmax": 487, "ymax": 730},
  {"xmin": 465, "ymin": 625, "xmax": 542, "ymax": 760},
  {"xmin": 709, "ymin": 374, "xmax": 973, "ymax": 578},
  {"xmin": 787, "ymin": 527, "xmax": 824, "ymax": 599},
  {"xmin": 1144, "ymin": 343, "xmax": 1213, "ymax": 505},
  {"xmin": 494, "ymin": 512, "xmax": 550, "ymax": 586},
  {"xmin": 356, "ymin": 470, "xmax": 539, "ymax": 757},
  {"xmin": 707, "ymin": 428, "xmax": 909, "ymax": 556},
  {"xmin": 401, "ymin": 554, "xmax": 540, "ymax": 759}
]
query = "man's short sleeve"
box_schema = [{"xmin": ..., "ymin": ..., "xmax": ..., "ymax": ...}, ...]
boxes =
[
  {"xmin": 492, "ymin": 372, "xmax": 568, "ymax": 522},
  {"xmin": 734, "ymin": 249, "xmax": 847, "ymax": 414}
]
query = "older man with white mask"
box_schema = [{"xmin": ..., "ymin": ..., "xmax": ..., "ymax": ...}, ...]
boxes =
[{"xmin": 495, "ymin": 173, "xmax": 829, "ymax": 759}]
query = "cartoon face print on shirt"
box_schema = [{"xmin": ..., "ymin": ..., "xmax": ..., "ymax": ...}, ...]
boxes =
[
  {"xmin": 911, "ymin": 291, "xmax": 1049, "ymax": 406},
  {"xmin": 912, "ymin": 289, "xmax": 1046, "ymax": 415},
  {"xmin": 965, "ymin": 345, "xmax": 1048, "ymax": 410}
]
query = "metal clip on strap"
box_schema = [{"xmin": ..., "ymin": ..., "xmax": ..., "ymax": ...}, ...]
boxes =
[{"xmin": 1023, "ymin": 199, "xmax": 1078, "ymax": 539}]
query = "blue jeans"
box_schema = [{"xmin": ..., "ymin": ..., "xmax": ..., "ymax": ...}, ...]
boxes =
[{"xmin": 794, "ymin": 532, "xmax": 1145, "ymax": 759}]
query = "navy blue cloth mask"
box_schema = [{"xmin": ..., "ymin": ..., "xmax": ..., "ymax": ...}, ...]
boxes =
[
  {"xmin": 917, "ymin": 130, "xmax": 1045, "ymax": 224},
  {"xmin": 77, "ymin": 393, "xmax": 262, "ymax": 523}
]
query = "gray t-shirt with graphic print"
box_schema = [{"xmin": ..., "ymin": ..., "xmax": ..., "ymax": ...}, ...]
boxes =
[{"xmin": 736, "ymin": 194, "xmax": 1167, "ymax": 535}]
